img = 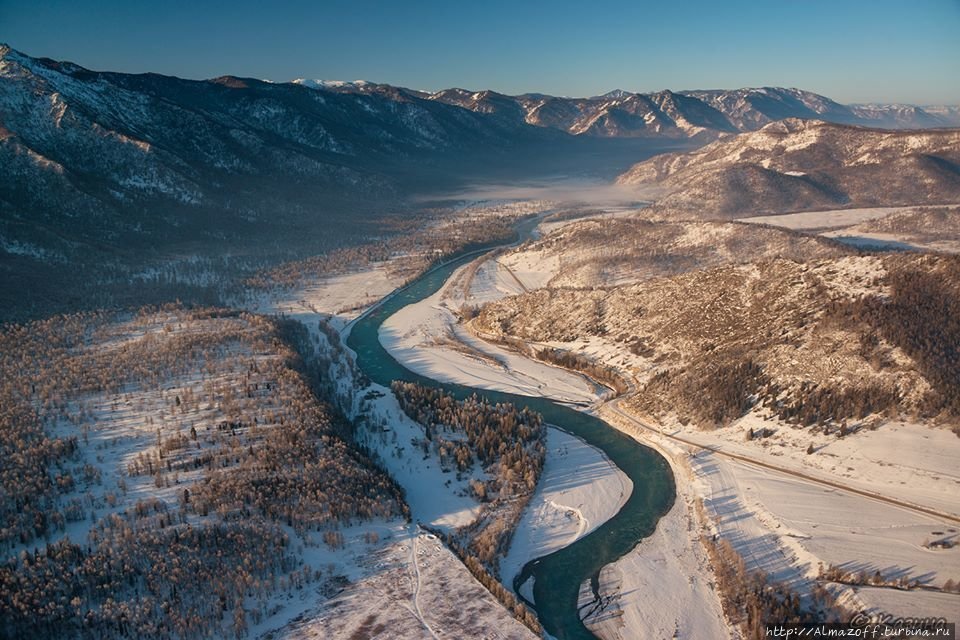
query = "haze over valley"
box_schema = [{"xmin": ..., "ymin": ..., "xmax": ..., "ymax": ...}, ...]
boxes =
[{"xmin": 1, "ymin": 3, "xmax": 959, "ymax": 639}]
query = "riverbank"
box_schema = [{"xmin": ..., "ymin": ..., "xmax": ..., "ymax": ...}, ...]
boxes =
[
  {"xmin": 379, "ymin": 258, "xmax": 600, "ymax": 404},
  {"xmin": 466, "ymin": 211, "xmax": 960, "ymax": 624},
  {"xmin": 371, "ymin": 211, "xmax": 721, "ymax": 638},
  {"xmin": 502, "ymin": 427, "xmax": 632, "ymax": 599}
]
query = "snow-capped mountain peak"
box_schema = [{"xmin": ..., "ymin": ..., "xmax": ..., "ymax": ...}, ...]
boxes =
[
  {"xmin": 291, "ymin": 78, "xmax": 371, "ymax": 90},
  {"xmin": 597, "ymin": 89, "xmax": 635, "ymax": 99}
]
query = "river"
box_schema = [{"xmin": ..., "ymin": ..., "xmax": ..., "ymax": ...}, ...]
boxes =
[{"xmin": 346, "ymin": 248, "xmax": 675, "ymax": 640}]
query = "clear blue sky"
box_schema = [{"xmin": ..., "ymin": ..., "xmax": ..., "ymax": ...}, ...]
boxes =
[{"xmin": 3, "ymin": 0, "xmax": 959, "ymax": 104}]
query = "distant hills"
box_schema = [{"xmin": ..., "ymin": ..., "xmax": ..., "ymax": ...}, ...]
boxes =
[
  {"xmin": 302, "ymin": 80, "xmax": 960, "ymax": 138},
  {"xmin": 1, "ymin": 43, "xmax": 958, "ymax": 319},
  {"xmin": 1, "ymin": 45, "xmax": 703, "ymax": 267},
  {"xmin": 0, "ymin": 44, "xmax": 566, "ymax": 258},
  {"xmin": 617, "ymin": 118, "xmax": 960, "ymax": 217}
]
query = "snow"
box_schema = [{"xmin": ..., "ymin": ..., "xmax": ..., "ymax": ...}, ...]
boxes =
[
  {"xmin": 501, "ymin": 427, "xmax": 631, "ymax": 590},
  {"xmin": 782, "ymin": 125, "xmax": 824, "ymax": 152},
  {"xmin": 579, "ymin": 493, "xmax": 731, "ymax": 640},
  {"xmin": 467, "ymin": 258, "xmax": 531, "ymax": 304},
  {"xmin": 481, "ymin": 215, "xmax": 960, "ymax": 625},
  {"xmin": 814, "ymin": 204, "xmax": 960, "ymax": 253},
  {"xmin": 272, "ymin": 526, "xmax": 537, "ymax": 640},
  {"xmin": 740, "ymin": 207, "xmax": 905, "ymax": 230},
  {"xmin": 247, "ymin": 263, "xmax": 402, "ymax": 331},
  {"xmin": 692, "ymin": 451, "xmax": 960, "ymax": 619},
  {"xmin": 290, "ymin": 79, "xmax": 372, "ymax": 90},
  {"xmin": 670, "ymin": 411, "xmax": 960, "ymax": 518},
  {"xmin": 357, "ymin": 209, "xmax": 732, "ymax": 635},
  {"xmin": 602, "ymin": 401, "xmax": 960, "ymax": 621},
  {"xmin": 118, "ymin": 172, "xmax": 201, "ymax": 204},
  {"xmin": 380, "ymin": 206, "xmax": 660, "ymax": 403},
  {"xmin": 735, "ymin": 461, "xmax": 959, "ymax": 580},
  {"xmin": 247, "ymin": 269, "xmax": 485, "ymax": 531},
  {"xmin": 372, "ymin": 236, "xmax": 732, "ymax": 636},
  {"xmin": 379, "ymin": 257, "xmax": 599, "ymax": 404},
  {"xmin": 10, "ymin": 317, "xmax": 270, "ymax": 563},
  {"xmin": 4, "ymin": 312, "xmax": 486, "ymax": 639},
  {"xmin": 231, "ymin": 217, "xmax": 582, "ymax": 638},
  {"xmin": 497, "ymin": 251, "xmax": 560, "ymax": 291},
  {"xmin": 535, "ymin": 207, "xmax": 641, "ymax": 238},
  {"xmin": 354, "ymin": 382, "xmax": 483, "ymax": 530},
  {"xmin": 570, "ymin": 414, "xmax": 731, "ymax": 640}
]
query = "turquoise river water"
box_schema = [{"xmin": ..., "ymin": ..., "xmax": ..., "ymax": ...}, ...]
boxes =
[{"xmin": 346, "ymin": 250, "xmax": 675, "ymax": 640}]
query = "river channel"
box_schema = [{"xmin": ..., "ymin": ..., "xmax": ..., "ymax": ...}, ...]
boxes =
[{"xmin": 346, "ymin": 248, "xmax": 675, "ymax": 640}]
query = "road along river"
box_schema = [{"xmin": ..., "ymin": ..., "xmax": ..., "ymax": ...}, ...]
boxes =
[{"xmin": 346, "ymin": 249, "xmax": 675, "ymax": 640}]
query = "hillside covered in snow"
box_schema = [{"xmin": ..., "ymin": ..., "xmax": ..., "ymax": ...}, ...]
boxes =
[{"xmin": 617, "ymin": 119, "xmax": 960, "ymax": 217}]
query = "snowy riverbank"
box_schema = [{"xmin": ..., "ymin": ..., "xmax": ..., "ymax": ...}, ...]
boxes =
[{"xmin": 502, "ymin": 427, "xmax": 632, "ymax": 595}]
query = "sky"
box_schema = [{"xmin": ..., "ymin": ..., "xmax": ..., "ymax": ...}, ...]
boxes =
[{"xmin": 3, "ymin": 0, "xmax": 959, "ymax": 104}]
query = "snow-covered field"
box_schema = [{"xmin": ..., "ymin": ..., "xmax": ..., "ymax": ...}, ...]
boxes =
[
  {"xmin": 534, "ymin": 206, "xmax": 641, "ymax": 239},
  {"xmin": 578, "ymin": 492, "xmax": 732, "ymax": 640},
  {"xmin": 238, "ymin": 205, "xmax": 602, "ymax": 637},
  {"xmin": 659, "ymin": 410, "xmax": 960, "ymax": 519},
  {"xmin": 353, "ymin": 381, "xmax": 484, "ymax": 530},
  {"xmin": 576, "ymin": 428, "xmax": 732, "ymax": 640},
  {"xmin": 248, "ymin": 262, "xmax": 403, "ymax": 330},
  {"xmin": 266, "ymin": 525, "xmax": 537, "ymax": 640},
  {"xmin": 8, "ymin": 309, "xmax": 502, "ymax": 639},
  {"xmin": 740, "ymin": 207, "xmax": 904, "ymax": 230},
  {"xmin": 743, "ymin": 204, "xmax": 960, "ymax": 253},
  {"xmin": 244, "ymin": 269, "xmax": 533, "ymax": 638},
  {"xmin": 455, "ymin": 206, "xmax": 960, "ymax": 629},
  {"xmin": 246, "ymin": 199, "xmax": 960, "ymax": 637},
  {"xmin": 602, "ymin": 404, "xmax": 960, "ymax": 621}
]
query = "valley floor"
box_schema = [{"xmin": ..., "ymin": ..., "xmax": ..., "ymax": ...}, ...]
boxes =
[
  {"xmin": 240, "ymin": 202, "xmax": 563, "ymax": 638},
  {"xmin": 372, "ymin": 208, "xmax": 735, "ymax": 639},
  {"xmin": 248, "ymin": 200, "xmax": 960, "ymax": 639}
]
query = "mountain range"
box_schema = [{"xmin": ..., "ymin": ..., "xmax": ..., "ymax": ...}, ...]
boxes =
[
  {"xmin": 1, "ymin": 43, "xmax": 958, "ymax": 319},
  {"xmin": 0, "ymin": 45, "xmax": 696, "ymax": 267},
  {"xmin": 301, "ymin": 79, "xmax": 960, "ymax": 138}
]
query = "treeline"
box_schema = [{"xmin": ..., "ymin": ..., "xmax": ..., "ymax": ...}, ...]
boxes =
[
  {"xmin": 535, "ymin": 347, "xmax": 629, "ymax": 395},
  {"xmin": 703, "ymin": 536, "xmax": 850, "ymax": 640},
  {"xmin": 639, "ymin": 354, "xmax": 903, "ymax": 429},
  {"xmin": 425, "ymin": 526, "xmax": 543, "ymax": 637},
  {"xmin": 477, "ymin": 254, "xmax": 959, "ymax": 432},
  {"xmin": 818, "ymin": 564, "xmax": 921, "ymax": 591},
  {"xmin": 0, "ymin": 305, "xmax": 408, "ymax": 638},
  {"xmin": 0, "ymin": 305, "xmax": 405, "ymax": 550},
  {"xmin": 533, "ymin": 217, "xmax": 848, "ymax": 289},
  {"xmin": 249, "ymin": 207, "xmax": 526, "ymax": 292},
  {"xmin": 0, "ymin": 519, "xmax": 305, "ymax": 639},
  {"xmin": 246, "ymin": 242, "xmax": 393, "ymax": 290},
  {"xmin": 0, "ymin": 307, "xmax": 173, "ymax": 551},
  {"xmin": 638, "ymin": 357, "xmax": 903, "ymax": 430},
  {"xmin": 767, "ymin": 381, "xmax": 899, "ymax": 427},
  {"xmin": 390, "ymin": 381, "xmax": 547, "ymax": 572},
  {"xmin": 832, "ymin": 256, "xmax": 960, "ymax": 418},
  {"xmin": 0, "ymin": 394, "xmax": 80, "ymax": 548},
  {"xmin": 186, "ymin": 322, "xmax": 406, "ymax": 532},
  {"xmin": 640, "ymin": 360, "xmax": 767, "ymax": 427},
  {"xmin": 390, "ymin": 381, "xmax": 545, "ymax": 500}
]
